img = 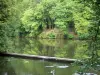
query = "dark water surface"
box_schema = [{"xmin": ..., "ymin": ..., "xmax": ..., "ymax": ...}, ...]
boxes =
[
  {"xmin": 0, "ymin": 38, "xmax": 100, "ymax": 75},
  {"xmin": 0, "ymin": 57, "xmax": 77, "ymax": 75},
  {"xmin": 7, "ymin": 38, "xmax": 89, "ymax": 58},
  {"xmin": 0, "ymin": 56, "xmax": 99, "ymax": 75}
]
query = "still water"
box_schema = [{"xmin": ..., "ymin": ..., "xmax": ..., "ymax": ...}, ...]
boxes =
[
  {"xmin": 7, "ymin": 38, "xmax": 89, "ymax": 59},
  {"xmin": 0, "ymin": 38, "xmax": 100, "ymax": 75},
  {"xmin": 0, "ymin": 57, "xmax": 77, "ymax": 75},
  {"xmin": 0, "ymin": 56, "xmax": 100, "ymax": 75}
]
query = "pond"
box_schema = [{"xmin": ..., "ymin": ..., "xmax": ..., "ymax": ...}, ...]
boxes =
[
  {"xmin": 0, "ymin": 38, "xmax": 100, "ymax": 75},
  {"xmin": 0, "ymin": 57, "xmax": 77, "ymax": 75},
  {"xmin": 7, "ymin": 38, "xmax": 90, "ymax": 59},
  {"xmin": 0, "ymin": 56, "xmax": 100, "ymax": 75}
]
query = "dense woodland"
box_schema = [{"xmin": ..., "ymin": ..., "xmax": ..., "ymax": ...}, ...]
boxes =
[
  {"xmin": 0, "ymin": 0, "xmax": 100, "ymax": 74},
  {"xmin": 0, "ymin": 0, "xmax": 100, "ymax": 39}
]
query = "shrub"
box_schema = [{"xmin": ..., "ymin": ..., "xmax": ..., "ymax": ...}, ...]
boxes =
[
  {"xmin": 78, "ymin": 33, "xmax": 89, "ymax": 40},
  {"xmin": 68, "ymin": 34, "xmax": 74, "ymax": 39},
  {"xmin": 63, "ymin": 32, "xmax": 68, "ymax": 39},
  {"xmin": 47, "ymin": 32, "xmax": 55, "ymax": 39}
]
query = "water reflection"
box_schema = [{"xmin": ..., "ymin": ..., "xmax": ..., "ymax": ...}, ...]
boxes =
[
  {"xmin": 0, "ymin": 57, "xmax": 16, "ymax": 75},
  {"xmin": 0, "ymin": 38, "xmax": 100, "ymax": 75},
  {"xmin": 8, "ymin": 38, "xmax": 87, "ymax": 58},
  {"xmin": 0, "ymin": 57, "xmax": 76, "ymax": 75},
  {"xmin": 76, "ymin": 40, "xmax": 100, "ymax": 75},
  {"xmin": 73, "ymin": 73, "xmax": 97, "ymax": 75}
]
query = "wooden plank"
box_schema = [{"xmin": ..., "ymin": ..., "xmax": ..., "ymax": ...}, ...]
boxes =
[{"xmin": 0, "ymin": 52, "xmax": 79, "ymax": 63}]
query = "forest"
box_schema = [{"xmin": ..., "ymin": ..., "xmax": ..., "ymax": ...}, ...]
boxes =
[
  {"xmin": 0, "ymin": 0, "xmax": 100, "ymax": 39},
  {"xmin": 0, "ymin": 0, "xmax": 100, "ymax": 75}
]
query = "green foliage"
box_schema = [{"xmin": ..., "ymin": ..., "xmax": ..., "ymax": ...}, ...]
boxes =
[
  {"xmin": 49, "ymin": 0, "xmax": 75, "ymax": 33},
  {"xmin": 64, "ymin": 32, "xmax": 74, "ymax": 39},
  {"xmin": 1, "ymin": 0, "xmax": 98, "ymax": 40},
  {"xmin": 74, "ymin": 0, "xmax": 100, "ymax": 73},
  {"xmin": 73, "ymin": 3, "xmax": 93, "ymax": 38},
  {"xmin": 0, "ymin": 23, "xmax": 8, "ymax": 52},
  {"xmin": 0, "ymin": 0, "xmax": 9, "ymax": 52},
  {"xmin": 21, "ymin": 0, "xmax": 58, "ymax": 37},
  {"xmin": 47, "ymin": 32, "xmax": 55, "ymax": 39},
  {"xmin": 78, "ymin": 33, "xmax": 89, "ymax": 40},
  {"xmin": 8, "ymin": 0, "xmax": 37, "ymax": 37},
  {"xmin": 0, "ymin": 0, "xmax": 36, "ymax": 52},
  {"xmin": 68, "ymin": 34, "xmax": 74, "ymax": 39},
  {"xmin": 63, "ymin": 32, "xmax": 68, "ymax": 39},
  {"xmin": 21, "ymin": 0, "xmax": 94, "ymax": 38}
]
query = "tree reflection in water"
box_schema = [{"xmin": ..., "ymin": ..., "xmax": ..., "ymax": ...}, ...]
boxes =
[
  {"xmin": 76, "ymin": 40, "xmax": 100, "ymax": 75},
  {"xmin": 0, "ymin": 57, "xmax": 16, "ymax": 75}
]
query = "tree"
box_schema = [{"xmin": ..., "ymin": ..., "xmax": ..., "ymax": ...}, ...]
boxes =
[
  {"xmin": 21, "ymin": 0, "xmax": 58, "ymax": 37},
  {"xmin": 73, "ymin": 1, "xmax": 93, "ymax": 39},
  {"xmin": 75, "ymin": 0, "xmax": 100, "ymax": 73},
  {"xmin": 7, "ymin": 0, "xmax": 37, "ymax": 37},
  {"xmin": 50, "ymin": 0, "xmax": 75, "ymax": 34},
  {"xmin": 21, "ymin": 0, "xmax": 94, "ymax": 38},
  {"xmin": 0, "ymin": 0, "xmax": 10, "ymax": 52}
]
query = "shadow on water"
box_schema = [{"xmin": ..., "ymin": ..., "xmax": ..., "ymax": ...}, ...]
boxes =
[
  {"xmin": 0, "ymin": 38, "xmax": 100, "ymax": 75},
  {"xmin": 0, "ymin": 57, "xmax": 16, "ymax": 75},
  {"xmin": 74, "ymin": 40, "xmax": 100, "ymax": 75},
  {"xmin": 0, "ymin": 57, "xmax": 77, "ymax": 75},
  {"xmin": 7, "ymin": 38, "xmax": 83, "ymax": 58}
]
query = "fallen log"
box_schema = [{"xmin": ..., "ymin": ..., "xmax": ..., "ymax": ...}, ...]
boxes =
[{"xmin": 0, "ymin": 52, "xmax": 78, "ymax": 63}]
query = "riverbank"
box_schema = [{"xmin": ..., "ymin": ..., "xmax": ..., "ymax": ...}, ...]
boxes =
[{"xmin": 38, "ymin": 28, "xmax": 77, "ymax": 39}]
